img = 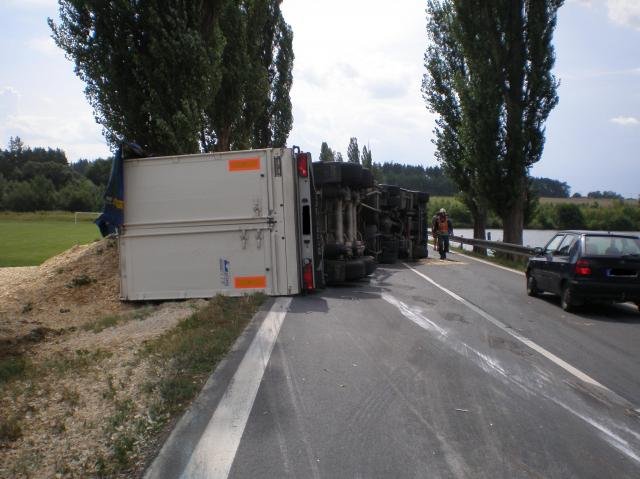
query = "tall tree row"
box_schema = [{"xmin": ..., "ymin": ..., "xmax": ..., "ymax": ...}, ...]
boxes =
[
  {"xmin": 49, "ymin": 0, "xmax": 294, "ymax": 155},
  {"xmin": 423, "ymin": 0, "xmax": 563, "ymax": 245}
]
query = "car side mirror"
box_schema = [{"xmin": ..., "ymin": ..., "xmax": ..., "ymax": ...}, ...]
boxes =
[{"xmin": 533, "ymin": 247, "xmax": 544, "ymax": 256}]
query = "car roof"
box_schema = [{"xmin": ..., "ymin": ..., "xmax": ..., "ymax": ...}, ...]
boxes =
[{"xmin": 557, "ymin": 230, "xmax": 640, "ymax": 238}]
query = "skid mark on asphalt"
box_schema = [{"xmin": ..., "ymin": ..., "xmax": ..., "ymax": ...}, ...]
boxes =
[
  {"xmin": 338, "ymin": 325, "xmax": 473, "ymax": 478},
  {"xmin": 274, "ymin": 339, "xmax": 322, "ymax": 478},
  {"xmin": 380, "ymin": 292, "xmax": 640, "ymax": 466}
]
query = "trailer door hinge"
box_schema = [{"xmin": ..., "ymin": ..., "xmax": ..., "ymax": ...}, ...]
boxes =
[
  {"xmin": 240, "ymin": 229, "xmax": 247, "ymax": 249},
  {"xmin": 256, "ymin": 230, "xmax": 263, "ymax": 249}
]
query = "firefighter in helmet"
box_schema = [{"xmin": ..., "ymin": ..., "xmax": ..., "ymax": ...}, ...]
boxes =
[{"xmin": 432, "ymin": 208, "xmax": 453, "ymax": 260}]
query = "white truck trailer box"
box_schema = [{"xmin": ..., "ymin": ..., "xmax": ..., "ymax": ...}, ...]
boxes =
[{"xmin": 119, "ymin": 148, "xmax": 315, "ymax": 300}]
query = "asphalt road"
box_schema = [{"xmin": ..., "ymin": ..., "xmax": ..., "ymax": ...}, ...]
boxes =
[{"xmin": 147, "ymin": 250, "xmax": 640, "ymax": 479}]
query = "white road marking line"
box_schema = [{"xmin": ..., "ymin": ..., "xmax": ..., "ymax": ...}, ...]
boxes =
[
  {"xmin": 402, "ymin": 262, "xmax": 615, "ymax": 394},
  {"xmin": 180, "ymin": 297, "xmax": 292, "ymax": 479}
]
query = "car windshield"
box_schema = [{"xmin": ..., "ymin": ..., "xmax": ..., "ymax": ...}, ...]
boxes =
[{"xmin": 583, "ymin": 235, "xmax": 640, "ymax": 256}]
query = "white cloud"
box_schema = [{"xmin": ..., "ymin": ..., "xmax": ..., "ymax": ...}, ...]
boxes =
[
  {"xmin": 606, "ymin": 0, "xmax": 640, "ymax": 30},
  {"xmin": 27, "ymin": 36, "xmax": 60, "ymax": 57},
  {"xmin": 568, "ymin": 0, "xmax": 594, "ymax": 6},
  {"xmin": 610, "ymin": 116, "xmax": 639, "ymax": 125},
  {"xmin": 3, "ymin": 0, "xmax": 55, "ymax": 8},
  {"xmin": 0, "ymin": 86, "xmax": 21, "ymax": 119},
  {"xmin": 282, "ymin": 0, "xmax": 434, "ymax": 165}
]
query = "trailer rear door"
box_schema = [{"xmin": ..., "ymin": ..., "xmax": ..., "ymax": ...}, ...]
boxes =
[{"xmin": 119, "ymin": 149, "xmax": 302, "ymax": 299}]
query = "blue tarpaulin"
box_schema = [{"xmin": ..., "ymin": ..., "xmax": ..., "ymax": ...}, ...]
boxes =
[{"xmin": 95, "ymin": 142, "xmax": 145, "ymax": 237}]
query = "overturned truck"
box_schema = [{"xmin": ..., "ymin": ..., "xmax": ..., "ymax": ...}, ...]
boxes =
[
  {"xmin": 104, "ymin": 146, "xmax": 428, "ymax": 300},
  {"xmin": 312, "ymin": 161, "xmax": 429, "ymax": 285}
]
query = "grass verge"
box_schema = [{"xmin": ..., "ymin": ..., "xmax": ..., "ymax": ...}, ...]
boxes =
[
  {"xmin": 94, "ymin": 294, "xmax": 265, "ymax": 476},
  {"xmin": 81, "ymin": 306, "xmax": 157, "ymax": 333},
  {"xmin": 453, "ymin": 246, "xmax": 528, "ymax": 272}
]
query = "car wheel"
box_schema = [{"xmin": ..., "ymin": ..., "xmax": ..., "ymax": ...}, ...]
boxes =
[
  {"xmin": 526, "ymin": 274, "xmax": 539, "ymax": 297},
  {"xmin": 560, "ymin": 285, "xmax": 574, "ymax": 312}
]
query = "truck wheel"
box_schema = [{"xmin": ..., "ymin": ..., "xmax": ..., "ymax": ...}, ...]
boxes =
[
  {"xmin": 325, "ymin": 260, "xmax": 346, "ymax": 284},
  {"xmin": 361, "ymin": 207, "xmax": 378, "ymax": 224},
  {"xmin": 380, "ymin": 239, "xmax": 399, "ymax": 264},
  {"xmin": 339, "ymin": 163, "xmax": 362, "ymax": 186},
  {"xmin": 321, "ymin": 184, "xmax": 342, "ymax": 198},
  {"xmin": 416, "ymin": 191, "xmax": 429, "ymax": 203},
  {"xmin": 312, "ymin": 162, "xmax": 341, "ymax": 185},
  {"xmin": 345, "ymin": 259, "xmax": 366, "ymax": 281},
  {"xmin": 359, "ymin": 168, "xmax": 375, "ymax": 188},
  {"xmin": 387, "ymin": 195, "xmax": 401, "ymax": 208},
  {"xmin": 324, "ymin": 243, "xmax": 349, "ymax": 260},
  {"xmin": 412, "ymin": 244, "xmax": 428, "ymax": 259},
  {"xmin": 362, "ymin": 255, "xmax": 376, "ymax": 275}
]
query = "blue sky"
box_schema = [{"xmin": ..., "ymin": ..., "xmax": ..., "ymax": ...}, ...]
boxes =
[{"xmin": 0, "ymin": 0, "xmax": 638, "ymax": 198}]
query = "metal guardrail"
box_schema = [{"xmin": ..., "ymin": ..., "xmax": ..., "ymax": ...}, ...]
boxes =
[{"xmin": 429, "ymin": 233, "xmax": 536, "ymax": 258}]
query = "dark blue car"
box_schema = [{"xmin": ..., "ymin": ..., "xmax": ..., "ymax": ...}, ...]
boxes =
[{"xmin": 526, "ymin": 231, "xmax": 640, "ymax": 312}]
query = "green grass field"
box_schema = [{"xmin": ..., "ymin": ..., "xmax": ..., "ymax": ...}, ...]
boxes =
[{"xmin": 0, "ymin": 212, "xmax": 102, "ymax": 267}]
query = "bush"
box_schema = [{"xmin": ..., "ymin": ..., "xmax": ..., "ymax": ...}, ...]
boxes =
[
  {"xmin": 3, "ymin": 179, "xmax": 54, "ymax": 211},
  {"xmin": 57, "ymin": 179, "xmax": 102, "ymax": 211},
  {"xmin": 428, "ymin": 197, "xmax": 472, "ymax": 227},
  {"xmin": 555, "ymin": 204, "xmax": 585, "ymax": 229}
]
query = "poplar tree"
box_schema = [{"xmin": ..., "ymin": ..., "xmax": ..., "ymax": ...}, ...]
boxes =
[
  {"xmin": 423, "ymin": 0, "xmax": 491, "ymax": 246},
  {"xmin": 361, "ymin": 146, "xmax": 372, "ymax": 168},
  {"xmin": 50, "ymin": 0, "xmax": 294, "ymax": 154},
  {"xmin": 319, "ymin": 142, "xmax": 335, "ymax": 162},
  {"xmin": 49, "ymin": 1, "xmax": 225, "ymax": 155},
  {"xmin": 423, "ymin": 0, "xmax": 563, "ymax": 245},
  {"xmin": 347, "ymin": 137, "xmax": 360, "ymax": 164}
]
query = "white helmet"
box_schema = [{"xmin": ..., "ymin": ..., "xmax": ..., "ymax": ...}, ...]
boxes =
[{"xmin": 439, "ymin": 208, "xmax": 447, "ymax": 214}]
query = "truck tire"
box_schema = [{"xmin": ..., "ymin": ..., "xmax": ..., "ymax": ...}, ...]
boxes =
[
  {"xmin": 416, "ymin": 191, "xmax": 429, "ymax": 203},
  {"xmin": 412, "ymin": 244, "xmax": 428, "ymax": 259},
  {"xmin": 313, "ymin": 162, "xmax": 341, "ymax": 185},
  {"xmin": 363, "ymin": 255, "xmax": 376, "ymax": 275},
  {"xmin": 359, "ymin": 168, "xmax": 375, "ymax": 188},
  {"xmin": 345, "ymin": 258, "xmax": 366, "ymax": 281},
  {"xmin": 325, "ymin": 260, "xmax": 346, "ymax": 284},
  {"xmin": 361, "ymin": 207, "xmax": 378, "ymax": 224},
  {"xmin": 380, "ymin": 239, "xmax": 399, "ymax": 264},
  {"xmin": 321, "ymin": 184, "xmax": 342, "ymax": 198},
  {"xmin": 387, "ymin": 195, "xmax": 402, "ymax": 208},
  {"xmin": 324, "ymin": 243, "xmax": 350, "ymax": 260},
  {"xmin": 340, "ymin": 163, "xmax": 362, "ymax": 186}
]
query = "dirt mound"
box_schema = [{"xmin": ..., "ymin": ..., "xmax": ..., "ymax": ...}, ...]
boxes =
[
  {"xmin": 0, "ymin": 238, "xmax": 133, "ymax": 346},
  {"xmin": 0, "ymin": 238, "xmax": 206, "ymax": 477}
]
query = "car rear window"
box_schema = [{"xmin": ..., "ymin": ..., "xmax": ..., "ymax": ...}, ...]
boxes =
[{"xmin": 583, "ymin": 236, "xmax": 640, "ymax": 256}]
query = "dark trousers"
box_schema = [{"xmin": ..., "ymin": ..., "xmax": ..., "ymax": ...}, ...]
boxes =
[{"xmin": 437, "ymin": 234, "xmax": 449, "ymax": 259}]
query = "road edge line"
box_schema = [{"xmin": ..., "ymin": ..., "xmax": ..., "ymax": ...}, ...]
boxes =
[{"xmin": 178, "ymin": 296, "xmax": 291, "ymax": 479}]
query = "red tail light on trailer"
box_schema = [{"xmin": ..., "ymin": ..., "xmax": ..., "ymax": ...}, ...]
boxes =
[
  {"xmin": 302, "ymin": 259, "xmax": 314, "ymax": 290},
  {"xmin": 297, "ymin": 153, "xmax": 309, "ymax": 178},
  {"xmin": 575, "ymin": 259, "xmax": 592, "ymax": 276}
]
